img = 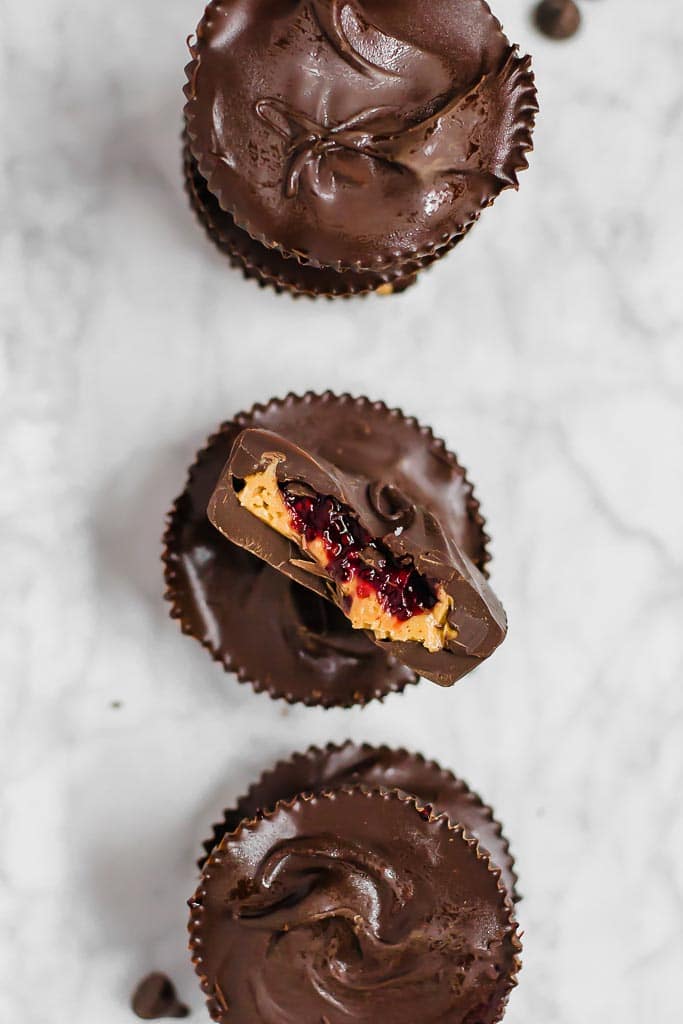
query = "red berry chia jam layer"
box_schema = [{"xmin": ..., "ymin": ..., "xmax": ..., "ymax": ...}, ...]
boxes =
[{"xmin": 280, "ymin": 483, "xmax": 439, "ymax": 623}]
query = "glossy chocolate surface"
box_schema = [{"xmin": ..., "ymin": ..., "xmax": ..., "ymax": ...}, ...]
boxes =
[
  {"xmin": 163, "ymin": 394, "xmax": 489, "ymax": 705},
  {"xmin": 190, "ymin": 789, "xmax": 519, "ymax": 1024},
  {"xmin": 203, "ymin": 742, "xmax": 518, "ymax": 900},
  {"xmin": 185, "ymin": 0, "xmax": 537, "ymax": 271},
  {"xmin": 209, "ymin": 427, "xmax": 507, "ymax": 686}
]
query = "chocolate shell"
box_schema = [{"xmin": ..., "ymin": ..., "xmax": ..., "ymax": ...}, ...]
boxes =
[
  {"xmin": 163, "ymin": 393, "xmax": 491, "ymax": 706},
  {"xmin": 190, "ymin": 788, "xmax": 521, "ymax": 1024},
  {"xmin": 201, "ymin": 741, "xmax": 519, "ymax": 901},
  {"xmin": 184, "ymin": 0, "xmax": 537, "ymax": 273},
  {"xmin": 208, "ymin": 427, "xmax": 507, "ymax": 686}
]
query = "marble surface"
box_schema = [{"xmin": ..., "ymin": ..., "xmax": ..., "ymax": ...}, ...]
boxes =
[{"xmin": 2, "ymin": 1, "xmax": 682, "ymax": 1021}]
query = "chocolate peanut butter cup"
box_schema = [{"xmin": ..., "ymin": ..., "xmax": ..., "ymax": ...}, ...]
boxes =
[
  {"xmin": 190, "ymin": 788, "xmax": 521, "ymax": 1024},
  {"xmin": 163, "ymin": 393, "xmax": 493, "ymax": 707},
  {"xmin": 209, "ymin": 427, "xmax": 506, "ymax": 686},
  {"xmin": 201, "ymin": 741, "xmax": 519, "ymax": 901},
  {"xmin": 183, "ymin": 0, "xmax": 537, "ymax": 290}
]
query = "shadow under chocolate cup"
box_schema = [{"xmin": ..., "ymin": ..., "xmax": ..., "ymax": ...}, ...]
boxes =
[
  {"xmin": 163, "ymin": 392, "xmax": 491, "ymax": 708},
  {"xmin": 200, "ymin": 740, "xmax": 519, "ymax": 902},
  {"xmin": 190, "ymin": 787, "xmax": 522, "ymax": 1024}
]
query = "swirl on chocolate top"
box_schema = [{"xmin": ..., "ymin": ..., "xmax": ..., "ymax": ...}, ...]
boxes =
[
  {"xmin": 190, "ymin": 789, "xmax": 520, "ymax": 1024},
  {"xmin": 185, "ymin": 0, "xmax": 537, "ymax": 271}
]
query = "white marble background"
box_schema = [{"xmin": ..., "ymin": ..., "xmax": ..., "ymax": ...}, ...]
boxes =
[{"xmin": 1, "ymin": 0, "xmax": 682, "ymax": 1021}]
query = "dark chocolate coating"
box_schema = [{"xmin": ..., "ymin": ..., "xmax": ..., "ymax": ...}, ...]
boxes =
[
  {"xmin": 534, "ymin": 0, "xmax": 581, "ymax": 40},
  {"xmin": 209, "ymin": 427, "xmax": 507, "ymax": 686},
  {"xmin": 163, "ymin": 393, "xmax": 490, "ymax": 706},
  {"xmin": 202, "ymin": 742, "xmax": 519, "ymax": 900},
  {"xmin": 131, "ymin": 973, "xmax": 189, "ymax": 1020},
  {"xmin": 185, "ymin": 0, "xmax": 537, "ymax": 271},
  {"xmin": 190, "ymin": 789, "xmax": 520, "ymax": 1024},
  {"xmin": 184, "ymin": 143, "xmax": 420, "ymax": 297}
]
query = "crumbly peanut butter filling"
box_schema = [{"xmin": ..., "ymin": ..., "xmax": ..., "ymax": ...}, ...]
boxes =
[
  {"xmin": 237, "ymin": 457, "xmax": 458, "ymax": 653},
  {"xmin": 237, "ymin": 457, "xmax": 300, "ymax": 542}
]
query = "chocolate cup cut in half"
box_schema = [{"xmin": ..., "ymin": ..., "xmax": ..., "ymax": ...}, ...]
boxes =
[
  {"xmin": 209, "ymin": 427, "xmax": 506, "ymax": 686},
  {"xmin": 200, "ymin": 741, "xmax": 519, "ymax": 901},
  {"xmin": 183, "ymin": 143, "xmax": 421, "ymax": 298},
  {"xmin": 190, "ymin": 788, "xmax": 521, "ymax": 1024},
  {"xmin": 163, "ymin": 393, "xmax": 491, "ymax": 708},
  {"xmin": 184, "ymin": 0, "xmax": 538, "ymax": 276}
]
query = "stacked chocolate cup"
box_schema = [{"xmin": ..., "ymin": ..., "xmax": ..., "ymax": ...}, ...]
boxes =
[
  {"xmin": 183, "ymin": 0, "xmax": 537, "ymax": 297},
  {"xmin": 191, "ymin": 744, "xmax": 521, "ymax": 1024}
]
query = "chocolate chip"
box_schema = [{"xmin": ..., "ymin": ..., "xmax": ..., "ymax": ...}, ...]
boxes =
[
  {"xmin": 534, "ymin": 0, "xmax": 582, "ymax": 39},
  {"xmin": 131, "ymin": 973, "xmax": 189, "ymax": 1020}
]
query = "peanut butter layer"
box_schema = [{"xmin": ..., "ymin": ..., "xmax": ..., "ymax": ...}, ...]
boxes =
[{"xmin": 237, "ymin": 457, "xmax": 458, "ymax": 653}]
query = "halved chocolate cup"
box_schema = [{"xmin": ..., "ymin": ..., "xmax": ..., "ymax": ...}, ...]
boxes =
[
  {"xmin": 190, "ymin": 787, "xmax": 521, "ymax": 1024},
  {"xmin": 200, "ymin": 741, "xmax": 519, "ymax": 901},
  {"xmin": 208, "ymin": 427, "xmax": 507, "ymax": 686},
  {"xmin": 163, "ymin": 393, "xmax": 491, "ymax": 707}
]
